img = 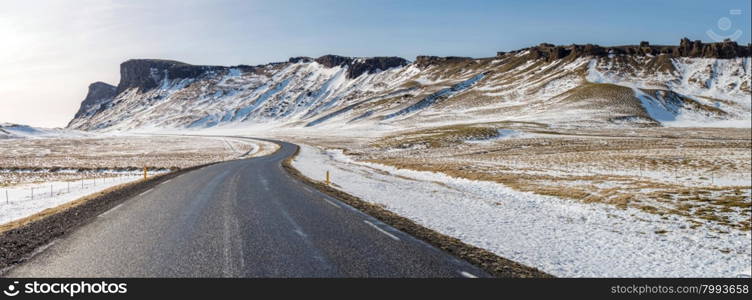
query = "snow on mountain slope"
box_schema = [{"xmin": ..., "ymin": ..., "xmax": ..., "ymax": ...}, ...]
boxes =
[
  {"xmin": 67, "ymin": 39, "xmax": 751, "ymax": 132},
  {"xmin": 588, "ymin": 56, "xmax": 751, "ymax": 127}
]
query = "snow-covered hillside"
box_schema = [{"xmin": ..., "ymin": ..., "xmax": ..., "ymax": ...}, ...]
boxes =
[
  {"xmin": 588, "ymin": 57, "xmax": 751, "ymax": 127},
  {"xmin": 67, "ymin": 39, "xmax": 751, "ymax": 132}
]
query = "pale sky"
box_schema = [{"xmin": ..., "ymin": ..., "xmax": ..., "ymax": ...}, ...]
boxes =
[{"xmin": 2, "ymin": 0, "xmax": 750, "ymax": 128}]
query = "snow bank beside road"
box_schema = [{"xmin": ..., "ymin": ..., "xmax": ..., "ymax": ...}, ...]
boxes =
[{"xmin": 292, "ymin": 144, "xmax": 751, "ymax": 277}]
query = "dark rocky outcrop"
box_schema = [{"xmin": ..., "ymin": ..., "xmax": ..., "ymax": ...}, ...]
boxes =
[
  {"xmin": 289, "ymin": 56, "xmax": 313, "ymax": 63},
  {"xmin": 525, "ymin": 43, "xmax": 573, "ymax": 61},
  {"xmin": 314, "ymin": 55, "xmax": 409, "ymax": 78},
  {"xmin": 414, "ymin": 56, "xmax": 473, "ymax": 68},
  {"xmin": 673, "ymin": 38, "xmax": 751, "ymax": 58},
  {"xmin": 348, "ymin": 57, "xmax": 409, "ymax": 78},
  {"xmin": 117, "ymin": 59, "xmax": 183, "ymax": 94},
  {"xmin": 116, "ymin": 59, "xmax": 237, "ymax": 94},
  {"xmin": 314, "ymin": 55, "xmax": 353, "ymax": 68},
  {"xmin": 70, "ymin": 82, "xmax": 117, "ymax": 121},
  {"xmin": 503, "ymin": 38, "xmax": 751, "ymax": 62}
]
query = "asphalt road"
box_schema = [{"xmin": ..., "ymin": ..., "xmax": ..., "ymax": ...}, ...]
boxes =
[{"xmin": 5, "ymin": 139, "xmax": 489, "ymax": 278}]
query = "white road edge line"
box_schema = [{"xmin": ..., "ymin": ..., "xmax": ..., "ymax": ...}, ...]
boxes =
[
  {"xmin": 137, "ymin": 189, "xmax": 151, "ymax": 197},
  {"xmin": 460, "ymin": 271, "xmax": 478, "ymax": 278},
  {"xmin": 162, "ymin": 179, "xmax": 172, "ymax": 184},
  {"xmin": 28, "ymin": 239, "xmax": 57, "ymax": 259},
  {"xmin": 363, "ymin": 220, "xmax": 400, "ymax": 241},
  {"xmin": 99, "ymin": 203, "xmax": 124, "ymax": 218},
  {"xmin": 322, "ymin": 198, "xmax": 341, "ymax": 209}
]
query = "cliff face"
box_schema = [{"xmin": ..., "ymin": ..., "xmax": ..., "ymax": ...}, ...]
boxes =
[
  {"xmin": 348, "ymin": 57, "xmax": 410, "ymax": 78},
  {"xmin": 674, "ymin": 38, "xmax": 751, "ymax": 58},
  {"xmin": 116, "ymin": 59, "xmax": 184, "ymax": 94},
  {"xmin": 69, "ymin": 81, "xmax": 117, "ymax": 123},
  {"xmin": 314, "ymin": 55, "xmax": 409, "ymax": 78},
  {"xmin": 503, "ymin": 38, "xmax": 752, "ymax": 62},
  {"xmin": 414, "ymin": 56, "xmax": 473, "ymax": 68},
  {"xmin": 314, "ymin": 55, "xmax": 353, "ymax": 68},
  {"xmin": 115, "ymin": 59, "xmax": 253, "ymax": 94}
]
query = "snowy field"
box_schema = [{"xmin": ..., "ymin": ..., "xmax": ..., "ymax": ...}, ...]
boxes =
[
  {"xmin": 352, "ymin": 124, "xmax": 752, "ymax": 232},
  {"xmin": 292, "ymin": 144, "xmax": 751, "ymax": 277},
  {"xmin": 0, "ymin": 135, "xmax": 277, "ymax": 186},
  {"xmin": 0, "ymin": 135, "xmax": 276, "ymax": 226},
  {"xmin": 0, "ymin": 174, "xmax": 145, "ymax": 225}
]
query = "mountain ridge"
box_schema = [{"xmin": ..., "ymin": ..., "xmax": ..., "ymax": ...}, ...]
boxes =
[{"xmin": 67, "ymin": 38, "xmax": 751, "ymax": 131}]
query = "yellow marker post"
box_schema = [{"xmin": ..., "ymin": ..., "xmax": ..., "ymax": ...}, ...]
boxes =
[
  {"xmin": 325, "ymin": 171, "xmax": 331, "ymax": 185},
  {"xmin": 143, "ymin": 166, "xmax": 148, "ymax": 179}
]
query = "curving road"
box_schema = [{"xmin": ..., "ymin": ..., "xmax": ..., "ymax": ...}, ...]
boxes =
[{"xmin": 5, "ymin": 139, "xmax": 489, "ymax": 278}]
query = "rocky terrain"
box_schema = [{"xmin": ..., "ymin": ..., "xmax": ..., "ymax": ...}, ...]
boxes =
[{"xmin": 69, "ymin": 82, "xmax": 117, "ymax": 123}]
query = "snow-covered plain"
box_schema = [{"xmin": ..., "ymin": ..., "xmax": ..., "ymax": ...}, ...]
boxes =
[
  {"xmin": 292, "ymin": 144, "xmax": 751, "ymax": 277},
  {"xmin": 0, "ymin": 174, "xmax": 145, "ymax": 225},
  {"xmin": 0, "ymin": 135, "xmax": 275, "ymax": 226}
]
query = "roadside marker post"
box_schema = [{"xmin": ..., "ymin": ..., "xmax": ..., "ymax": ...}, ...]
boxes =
[
  {"xmin": 144, "ymin": 167, "xmax": 148, "ymax": 179},
  {"xmin": 325, "ymin": 171, "xmax": 331, "ymax": 185}
]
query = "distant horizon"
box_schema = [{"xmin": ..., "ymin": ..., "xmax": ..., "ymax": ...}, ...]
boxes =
[{"xmin": 2, "ymin": 0, "xmax": 750, "ymax": 128}]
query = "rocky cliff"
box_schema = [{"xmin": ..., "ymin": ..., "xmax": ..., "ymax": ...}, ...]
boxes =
[
  {"xmin": 69, "ymin": 82, "xmax": 117, "ymax": 123},
  {"xmin": 414, "ymin": 56, "xmax": 473, "ymax": 68},
  {"xmin": 505, "ymin": 38, "xmax": 751, "ymax": 62},
  {"xmin": 115, "ymin": 59, "xmax": 247, "ymax": 94},
  {"xmin": 314, "ymin": 55, "xmax": 409, "ymax": 78}
]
